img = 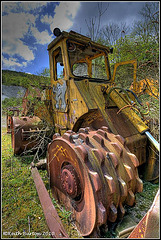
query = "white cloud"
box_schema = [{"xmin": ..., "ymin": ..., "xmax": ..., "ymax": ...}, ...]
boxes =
[
  {"xmin": 15, "ymin": 40, "xmax": 35, "ymax": 61},
  {"xmin": 2, "ymin": 56, "xmax": 27, "ymax": 68},
  {"xmin": 2, "ymin": 9, "xmax": 52, "ymax": 64},
  {"xmin": 41, "ymin": 2, "xmax": 81, "ymax": 32},
  {"xmin": 3, "ymin": 12, "xmax": 36, "ymax": 40},
  {"xmin": 31, "ymin": 27, "xmax": 53, "ymax": 45},
  {"xmin": 2, "ymin": 12, "xmax": 36, "ymax": 61},
  {"xmin": 3, "ymin": 37, "xmax": 35, "ymax": 62}
]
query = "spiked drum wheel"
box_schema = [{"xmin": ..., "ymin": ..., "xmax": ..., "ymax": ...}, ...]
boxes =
[{"xmin": 47, "ymin": 126, "xmax": 143, "ymax": 236}]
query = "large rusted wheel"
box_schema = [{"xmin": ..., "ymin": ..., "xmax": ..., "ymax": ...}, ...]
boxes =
[{"xmin": 47, "ymin": 126, "xmax": 143, "ymax": 236}]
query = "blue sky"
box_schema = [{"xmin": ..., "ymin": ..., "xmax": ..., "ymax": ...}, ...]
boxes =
[{"xmin": 2, "ymin": 1, "xmax": 155, "ymax": 75}]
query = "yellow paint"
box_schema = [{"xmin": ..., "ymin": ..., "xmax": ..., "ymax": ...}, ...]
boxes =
[
  {"xmin": 111, "ymin": 60, "xmax": 137, "ymax": 88},
  {"xmin": 106, "ymin": 87, "xmax": 149, "ymax": 134},
  {"xmin": 69, "ymin": 79, "xmax": 89, "ymax": 129},
  {"xmin": 130, "ymin": 78, "xmax": 159, "ymax": 100},
  {"xmin": 49, "ymin": 145, "xmax": 68, "ymax": 164},
  {"xmin": 112, "ymin": 59, "xmax": 159, "ymax": 100},
  {"xmin": 51, "ymin": 145, "xmax": 68, "ymax": 157}
]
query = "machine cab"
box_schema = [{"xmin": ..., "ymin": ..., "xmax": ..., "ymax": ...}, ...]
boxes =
[
  {"xmin": 48, "ymin": 28, "xmax": 112, "ymax": 84},
  {"xmin": 47, "ymin": 28, "xmax": 112, "ymax": 132}
]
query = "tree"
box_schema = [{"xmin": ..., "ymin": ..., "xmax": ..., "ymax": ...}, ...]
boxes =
[
  {"xmin": 131, "ymin": 2, "xmax": 159, "ymax": 43},
  {"xmin": 37, "ymin": 67, "xmax": 50, "ymax": 77},
  {"xmin": 85, "ymin": 2, "xmax": 109, "ymax": 41},
  {"xmin": 101, "ymin": 22, "xmax": 130, "ymax": 46}
]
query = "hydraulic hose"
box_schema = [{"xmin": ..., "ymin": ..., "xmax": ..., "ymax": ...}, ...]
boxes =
[
  {"xmin": 125, "ymin": 89, "xmax": 143, "ymax": 106},
  {"xmin": 106, "ymin": 87, "xmax": 160, "ymax": 151},
  {"xmin": 106, "ymin": 87, "xmax": 143, "ymax": 106},
  {"xmin": 106, "ymin": 87, "xmax": 132, "ymax": 103}
]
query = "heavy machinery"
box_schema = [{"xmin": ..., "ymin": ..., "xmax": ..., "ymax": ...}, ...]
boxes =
[{"xmin": 10, "ymin": 28, "xmax": 159, "ymax": 237}]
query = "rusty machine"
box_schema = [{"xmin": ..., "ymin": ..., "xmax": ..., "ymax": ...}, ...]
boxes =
[{"xmin": 10, "ymin": 28, "xmax": 159, "ymax": 237}]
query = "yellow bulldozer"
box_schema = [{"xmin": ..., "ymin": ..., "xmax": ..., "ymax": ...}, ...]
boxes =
[{"xmin": 10, "ymin": 28, "xmax": 159, "ymax": 238}]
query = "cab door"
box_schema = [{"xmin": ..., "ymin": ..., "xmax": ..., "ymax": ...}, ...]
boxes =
[{"xmin": 50, "ymin": 45, "xmax": 68, "ymax": 134}]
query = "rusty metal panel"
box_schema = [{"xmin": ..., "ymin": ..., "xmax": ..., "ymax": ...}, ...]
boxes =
[
  {"xmin": 125, "ymin": 134, "xmax": 147, "ymax": 166},
  {"xmin": 31, "ymin": 164, "xmax": 69, "ymax": 238},
  {"xmin": 106, "ymin": 108, "xmax": 138, "ymax": 138},
  {"xmin": 6, "ymin": 107, "xmax": 20, "ymax": 133},
  {"xmin": 105, "ymin": 108, "xmax": 147, "ymax": 165}
]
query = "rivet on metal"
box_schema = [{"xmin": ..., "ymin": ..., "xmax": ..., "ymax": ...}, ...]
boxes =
[
  {"xmin": 92, "ymin": 149, "xmax": 105, "ymax": 164},
  {"xmin": 79, "ymin": 133, "xmax": 90, "ymax": 144},
  {"xmin": 75, "ymin": 145, "xmax": 88, "ymax": 162},
  {"xmin": 96, "ymin": 129, "xmax": 108, "ymax": 139},
  {"xmin": 85, "ymin": 127, "xmax": 90, "ymax": 133},
  {"xmin": 79, "ymin": 128, "xmax": 89, "ymax": 134},
  {"xmin": 118, "ymin": 203, "xmax": 125, "ymax": 219},
  {"xmin": 62, "ymin": 133, "xmax": 74, "ymax": 143},
  {"xmin": 66, "ymin": 130, "xmax": 73, "ymax": 134},
  {"xmin": 135, "ymin": 177, "xmax": 143, "ymax": 193},
  {"xmin": 53, "ymin": 133, "xmax": 60, "ymax": 140},
  {"xmin": 126, "ymin": 189, "xmax": 135, "ymax": 206},
  {"xmin": 107, "ymin": 152, "xmax": 119, "ymax": 168},
  {"xmin": 101, "ymin": 126, "xmax": 110, "ymax": 132},
  {"xmin": 97, "ymin": 201, "xmax": 107, "ymax": 225}
]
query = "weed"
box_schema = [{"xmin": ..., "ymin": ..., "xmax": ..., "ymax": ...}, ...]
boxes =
[{"xmin": 1, "ymin": 126, "xmax": 80, "ymax": 238}]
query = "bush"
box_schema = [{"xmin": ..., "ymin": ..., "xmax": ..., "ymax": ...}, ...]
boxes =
[{"xmin": 2, "ymin": 97, "xmax": 23, "ymax": 115}]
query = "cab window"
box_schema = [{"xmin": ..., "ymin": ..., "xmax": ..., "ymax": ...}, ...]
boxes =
[
  {"xmin": 67, "ymin": 40, "xmax": 110, "ymax": 80},
  {"xmin": 53, "ymin": 47, "xmax": 64, "ymax": 80}
]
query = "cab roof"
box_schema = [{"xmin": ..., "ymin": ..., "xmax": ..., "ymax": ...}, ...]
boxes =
[{"xmin": 47, "ymin": 30, "xmax": 110, "ymax": 53}]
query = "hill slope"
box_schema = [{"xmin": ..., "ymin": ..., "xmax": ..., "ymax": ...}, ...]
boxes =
[{"xmin": 2, "ymin": 70, "xmax": 50, "ymax": 88}]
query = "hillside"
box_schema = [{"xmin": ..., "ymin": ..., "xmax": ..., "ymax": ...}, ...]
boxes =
[
  {"xmin": 2, "ymin": 70, "xmax": 50, "ymax": 114},
  {"xmin": 2, "ymin": 70, "xmax": 50, "ymax": 88}
]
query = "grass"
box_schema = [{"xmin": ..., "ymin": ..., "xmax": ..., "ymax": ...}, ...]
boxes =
[
  {"xmin": 124, "ymin": 181, "xmax": 159, "ymax": 222},
  {"xmin": 104, "ymin": 180, "xmax": 159, "ymax": 238},
  {"xmin": 1, "ymin": 126, "xmax": 81, "ymax": 238},
  {"xmin": 139, "ymin": 93, "xmax": 159, "ymax": 141}
]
